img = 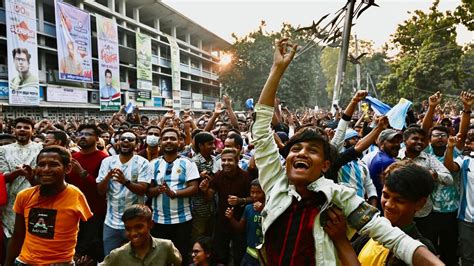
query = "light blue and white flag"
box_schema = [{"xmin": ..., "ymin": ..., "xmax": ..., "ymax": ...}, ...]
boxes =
[{"xmin": 386, "ymin": 98, "xmax": 412, "ymax": 130}]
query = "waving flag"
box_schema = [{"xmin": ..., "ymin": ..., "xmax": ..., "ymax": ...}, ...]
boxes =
[
  {"xmin": 386, "ymin": 98, "xmax": 412, "ymax": 130},
  {"xmin": 365, "ymin": 96, "xmax": 391, "ymax": 115}
]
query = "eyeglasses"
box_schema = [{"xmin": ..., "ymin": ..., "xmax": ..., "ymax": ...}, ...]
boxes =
[
  {"xmin": 120, "ymin": 136, "xmax": 136, "ymax": 142},
  {"xmin": 432, "ymin": 133, "xmax": 448, "ymax": 138}
]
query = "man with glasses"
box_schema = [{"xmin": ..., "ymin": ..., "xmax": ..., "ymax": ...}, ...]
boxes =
[
  {"xmin": 97, "ymin": 130, "xmax": 151, "ymax": 256},
  {"xmin": 10, "ymin": 48, "xmax": 38, "ymax": 90},
  {"xmin": 147, "ymin": 127, "xmax": 200, "ymax": 265},
  {"xmin": 66, "ymin": 124, "xmax": 109, "ymax": 264}
]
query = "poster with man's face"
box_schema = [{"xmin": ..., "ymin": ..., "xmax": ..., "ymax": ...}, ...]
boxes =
[{"xmin": 6, "ymin": 0, "xmax": 39, "ymax": 106}]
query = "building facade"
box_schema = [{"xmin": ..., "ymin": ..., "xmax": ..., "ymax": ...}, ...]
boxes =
[{"xmin": 0, "ymin": 0, "xmax": 229, "ymax": 121}]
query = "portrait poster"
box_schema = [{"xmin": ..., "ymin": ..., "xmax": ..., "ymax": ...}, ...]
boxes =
[
  {"xmin": 96, "ymin": 15, "xmax": 121, "ymax": 111},
  {"xmin": 55, "ymin": 1, "xmax": 93, "ymax": 82},
  {"xmin": 6, "ymin": 0, "xmax": 39, "ymax": 105}
]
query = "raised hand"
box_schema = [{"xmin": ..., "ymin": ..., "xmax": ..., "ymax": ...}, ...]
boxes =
[
  {"xmin": 351, "ymin": 90, "xmax": 368, "ymax": 103},
  {"xmin": 460, "ymin": 91, "xmax": 473, "ymax": 107},
  {"xmin": 428, "ymin": 91, "xmax": 442, "ymax": 107},
  {"xmin": 199, "ymin": 177, "xmax": 210, "ymax": 192},
  {"xmin": 253, "ymin": 201, "xmax": 264, "ymax": 212},
  {"xmin": 376, "ymin": 116, "xmax": 389, "ymax": 129},
  {"xmin": 227, "ymin": 195, "xmax": 240, "ymax": 206},
  {"xmin": 273, "ymin": 39, "xmax": 298, "ymax": 70}
]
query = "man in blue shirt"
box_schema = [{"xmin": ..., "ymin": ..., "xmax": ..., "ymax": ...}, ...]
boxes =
[{"xmin": 367, "ymin": 129, "xmax": 402, "ymax": 210}]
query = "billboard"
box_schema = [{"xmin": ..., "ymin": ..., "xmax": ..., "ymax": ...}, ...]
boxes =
[
  {"xmin": 136, "ymin": 32, "xmax": 152, "ymax": 90},
  {"xmin": 6, "ymin": 0, "xmax": 39, "ymax": 106},
  {"xmin": 55, "ymin": 0, "xmax": 93, "ymax": 82},
  {"xmin": 96, "ymin": 15, "xmax": 121, "ymax": 111}
]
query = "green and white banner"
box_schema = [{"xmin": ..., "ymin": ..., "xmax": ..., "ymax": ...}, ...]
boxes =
[
  {"xmin": 167, "ymin": 35, "xmax": 181, "ymax": 110},
  {"xmin": 136, "ymin": 32, "xmax": 152, "ymax": 90}
]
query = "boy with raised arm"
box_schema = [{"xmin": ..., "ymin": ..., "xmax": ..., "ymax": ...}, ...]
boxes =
[{"xmin": 252, "ymin": 38, "xmax": 442, "ymax": 265}]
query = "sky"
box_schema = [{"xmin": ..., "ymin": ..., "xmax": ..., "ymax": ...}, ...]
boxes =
[{"xmin": 162, "ymin": 0, "xmax": 472, "ymax": 49}]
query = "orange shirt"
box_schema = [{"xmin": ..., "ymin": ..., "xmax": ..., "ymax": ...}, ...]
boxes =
[{"xmin": 13, "ymin": 185, "xmax": 93, "ymax": 264}]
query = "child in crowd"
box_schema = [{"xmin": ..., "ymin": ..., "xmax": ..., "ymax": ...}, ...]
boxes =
[
  {"xmin": 225, "ymin": 179, "xmax": 265, "ymax": 266},
  {"xmin": 191, "ymin": 236, "xmax": 214, "ymax": 266},
  {"xmin": 326, "ymin": 161, "xmax": 437, "ymax": 265},
  {"xmin": 101, "ymin": 204, "xmax": 181, "ymax": 266}
]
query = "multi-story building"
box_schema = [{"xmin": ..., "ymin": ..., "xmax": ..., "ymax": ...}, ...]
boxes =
[{"xmin": 0, "ymin": 0, "xmax": 230, "ymax": 121}]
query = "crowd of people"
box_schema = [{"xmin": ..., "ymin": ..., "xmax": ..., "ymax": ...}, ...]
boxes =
[{"xmin": 0, "ymin": 39, "xmax": 472, "ymax": 266}]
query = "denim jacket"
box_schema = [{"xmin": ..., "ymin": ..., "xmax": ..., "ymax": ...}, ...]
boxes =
[{"xmin": 252, "ymin": 104, "xmax": 423, "ymax": 265}]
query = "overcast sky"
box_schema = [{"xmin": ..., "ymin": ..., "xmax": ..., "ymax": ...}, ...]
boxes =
[{"xmin": 163, "ymin": 0, "xmax": 472, "ymax": 49}]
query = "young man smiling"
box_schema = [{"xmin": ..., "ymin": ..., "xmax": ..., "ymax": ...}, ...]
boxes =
[
  {"xmin": 5, "ymin": 146, "xmax": 92, "ymax": 266},
  {"xmin": 101, "ymin": 204, "xmax": 181, "ymax": 265},
  {"xmin": 252, "ymin": 39, "xmax": 442, "ymax": 265}
]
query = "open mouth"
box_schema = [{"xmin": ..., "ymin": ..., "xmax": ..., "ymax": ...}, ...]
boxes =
[{"xmin": 293, "ymin": 161, "xmax": 309, "ymax": 169}]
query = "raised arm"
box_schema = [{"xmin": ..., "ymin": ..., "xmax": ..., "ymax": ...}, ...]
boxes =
[
  {"xmin": 444, "ymin": 135, "xmax": 460, "ymax": 172},
  {"xmin": 257, "ymin": 39, "xmax": 297, "ymax": 106},
  {"xmin": 421, "ymin": 91, "xmax": 442, "ymax": 133},
  {"xmin": 223, "ymin": 95, "xmax": 239, "ymax": 129},
  {"xmin": 354, "ymin": 116, "xmax": 388, "ymax": 154},
  {"xmin": 456, "ymin": 91, "xmax": 473, "ymax": 149}
]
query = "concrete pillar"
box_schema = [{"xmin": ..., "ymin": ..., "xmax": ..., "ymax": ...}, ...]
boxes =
[
  {"xmin": 108, "ymin": 0, "xmax": 115, "ymax": 12},
  {"xmin": 171, "ymin": 26, "xmax": 177, "ymax": 38},
  {"xmin": 154, "ymin": 18, "xmax": 160, "ymax": 32},
  {"xmin": 186, "ymin": 33, "xmax": 191, "ymax": 44},
  {"xmin": 118, "ymin": 0, "xmax": 126, "ymax": 16},
  {"xmin": 133, "ymin": 7, "xmax": 139, "ymax": 21},
  {"xmin": 37, "ymin": 0, "xmax": 44, "ymax": 32},
  {"xmin": 77, "ymin": 0, "xmax": 84, "ymax": 9},
  {"xmin": 198, "ymin": 39, "xmax": 202, "ymax": 50}
]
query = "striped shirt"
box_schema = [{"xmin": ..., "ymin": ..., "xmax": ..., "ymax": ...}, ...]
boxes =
[
  {"xmin": 338, "ymin": 159, "xmax": 377, "ymax": 199},
  {"xmin": 150, "ymin": 156, "xmax": 200, "ymax": 224},
  {"xmin": 97, "ymin": 155, "xmax": 152, "ymax": 229},
  {"xmin": 191, "ymin": 153, "xmax": 217, "ymax": 217},
  {"xmin": 455, "ymin": 156, "xmax": 474, "ymax": 223}
]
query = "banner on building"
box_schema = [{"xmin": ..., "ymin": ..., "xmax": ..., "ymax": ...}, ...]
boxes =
[
  {"xmin": 136, "ymin": 32, "xmax": 152, "ymax": 90},
  {"xmin": 46, "ymin": 86, "xmax": 88, "ymax": 103},
  {"xmin": 167, "ymin": 35, "xmax": 181, "ymax": 110},
  {"xmin": 55, "ymin": 1, "xmax": 93, "ymax": 83},
  {"xmin": 161, "ymin": 77, "xmax": 172, "ymax": 99},
  {"xmin": 6, "ymin": 0, "xmax": 39, "ymax": 105},
  {"xmin": 96, "ymin": 15, "xmax": 121, "ymax": 111}
]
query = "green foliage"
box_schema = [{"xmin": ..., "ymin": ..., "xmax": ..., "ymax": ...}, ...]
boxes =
[
  {"xmin": 378, "ymin": 0, "xmax": 468, "ymax": 107},
  {"xmin": 219, "ymin": 23, "xmax": 328, "ymax": 110}
]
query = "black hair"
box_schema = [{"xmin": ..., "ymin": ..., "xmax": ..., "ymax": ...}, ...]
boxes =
[
  {"xmin": 122, "ymin": 204, "xmax": 152, "ymax": 222},
  {"xmin": 77, "ymin": 124, "xmax": 100, "ymax": 136},
  {"xmin": 13, "ymin": 117, "xmax": 35, "ymax": 128},
  {"xmin": 12, "ymin": 48, "xmax": 31, "ymax": 63},
  {"xmin": 146, "ymin": 126, "xmax": 161, "ymax": 133},
  {"xmin": 141, "ymin": 115, "xmax": 149, "ymax": 121},
  {"xmin": 194, "ymin": 236, "xmax": 213, "ymax": 257},
  {"xmin": 250, "ymin": 179, "xmax": 261, "ymax": 187},
  {"xmin": 403, "ymin": 127, "xmax": 427, "ymax": 141},
  {"xmin": 46, "ymin": 130, "xmax": 68, "ymax": 147},
  {"xmin": 383, "ymin": 161, "xmax": 434, "ymax": 202},
  {"xmin": 37, "ymin": 145, "xmax": 71, "ymax": 166},
  {"xmin": 194, "ymin": 132, "xmax": 215, "ymax": 153},
  {"xmin": 282, "ymin": 127, "xmax": 331, "ymax": 161},
  {"xmin": 161, "ymin": 127, "xmax": 180, "ymax": 138},
  {"xmin": 429, "ymin": 126, "xmax": 449, "ymax": 137},
  {"xmin": 104, "ymin": 68, "xmax": 112, "ymax": 77},
  {"xmin": 273, "ymin": 122, "xmax": 289, "ymax": 135},
  {"xmin": 191, "ymin": 129, "xmax": 204, "ymax": 139},
  {"xmin": 226, "ymin": 132, "xmax": 243, "ymax": 148}
]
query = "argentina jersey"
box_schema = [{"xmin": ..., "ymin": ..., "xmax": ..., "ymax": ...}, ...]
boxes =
[
  {"xmin": 455, "ymin": 156, "xmax": 474, "ymax": 223},
  {"xmin": 96, "ymin": 155, "xmax": 152, "ymax": 229},
  {"xmin": 150, "ymin": 156, "xmax": 200, "ymax": 224}
]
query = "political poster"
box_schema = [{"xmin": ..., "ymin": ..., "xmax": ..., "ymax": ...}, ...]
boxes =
[
  {"xmin": 96, "ymin": 15, "xmax": 121, "ymax": 111},
  {"xmin": 55, "ymin": 0, "xmax": 93, "ymax": 82},
  {"xmin": 136, "ymin": 32, "xmax": 152, "ymax": 90},
  {"xmin": 6, "ymin": 0, "xmax": 39, "ymax": 105}
]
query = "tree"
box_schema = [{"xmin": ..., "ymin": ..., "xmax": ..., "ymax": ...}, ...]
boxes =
[
  {"xmin": 218, "ymin": 22, "xmax": 329, "ymax": 110},
  {"xmin": 378, "ymin": 0, "xmax": 464, "ymax": 106}
]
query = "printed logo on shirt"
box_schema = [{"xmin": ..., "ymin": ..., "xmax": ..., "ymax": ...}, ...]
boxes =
[{"xmin": 28, "ymin": 208, "xmax": 57, "ymax": 239}]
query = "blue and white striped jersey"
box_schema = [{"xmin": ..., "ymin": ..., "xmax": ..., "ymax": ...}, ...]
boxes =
[
  {"xmin": 97, "ymin": 155, "xmax": 152, "ymax": 229},
  {"xmin": 338, "ymin": 159, "xmax": 377, "ymax": 199},
  {"xmin": 455, "ymin": 156, "xmax": 474, "ymax": 223},
  {"xmin": 150, "ymin": 156, "xmax": 200, "ymax": 224}
]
